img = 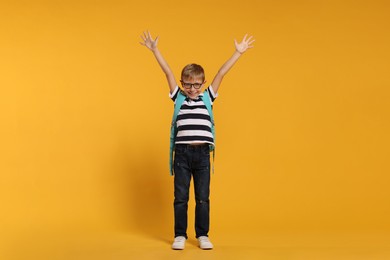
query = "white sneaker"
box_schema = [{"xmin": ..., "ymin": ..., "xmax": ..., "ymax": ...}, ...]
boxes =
[
  {"xmin": 198, "ymin": 236, "xmax": 213, "ymax": 250},
  {"xmin": 172, "ymin": 236, "xmax": 186, "ymax": 250}
]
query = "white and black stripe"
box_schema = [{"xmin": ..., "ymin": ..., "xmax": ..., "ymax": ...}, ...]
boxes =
[{"xmin": 169, "ymin": 86, "xmax": 218, "ymax": 145}]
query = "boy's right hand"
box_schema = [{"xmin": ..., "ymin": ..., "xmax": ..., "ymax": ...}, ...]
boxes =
[{"xmin": 140, "ymin": 31, "xmax": 159, "ymax": 51}]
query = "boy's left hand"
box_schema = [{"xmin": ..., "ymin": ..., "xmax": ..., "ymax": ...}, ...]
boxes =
[{"xmin": 235, "ymin": 34, "xmax": 255, "ymax": 54}]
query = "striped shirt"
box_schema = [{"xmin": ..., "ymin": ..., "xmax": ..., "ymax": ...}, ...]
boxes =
[{"xmin": 170, "ymin": 86, "xmax": 218, "ymax": 145}]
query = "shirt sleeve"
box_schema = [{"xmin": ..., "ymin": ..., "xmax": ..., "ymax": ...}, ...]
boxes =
[
  {"xmin": 169, "ymin": 86, "xmax": 179, "ymax": 102},
  {"xmin": 207, "ymin": 85, "xmax": 218, "ymax": 103}
]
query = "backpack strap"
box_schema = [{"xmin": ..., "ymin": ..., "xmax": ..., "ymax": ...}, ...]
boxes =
[
  {"xmin": 202, "ymin": 89, "xmax": 215, "ymax": 147},
  {"xmin": 169, "ymin": 91, "xmax": 186, "ymax": 175},
  {"xmin": 201, "ymin": 89, "xmax": 215, "ymax": 173}
]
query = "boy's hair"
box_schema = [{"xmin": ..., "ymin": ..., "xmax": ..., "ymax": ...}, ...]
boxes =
[{"xmin": 181, "ymin": 63, "xmax": 205, "ymax": 82}]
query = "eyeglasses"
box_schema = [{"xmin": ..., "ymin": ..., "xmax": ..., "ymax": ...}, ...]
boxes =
[{"xmin": 180, "ymin": 81, "xmax": 204, "ymax": 89}]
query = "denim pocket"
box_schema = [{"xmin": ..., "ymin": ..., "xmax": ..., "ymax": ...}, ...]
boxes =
[
  {"xmin": 201, "ymin": 145, "xmax": 211, "ymax": 156},
  {"xmin": 174, "ymin": 145, "xmax": 187, "ymax": 155}
]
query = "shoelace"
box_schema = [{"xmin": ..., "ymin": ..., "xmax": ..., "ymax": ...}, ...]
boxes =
[
  {"xmin": 175, "ymin": 237, "xmax": 186, "ymax": 242},
  {"xmin": 198, "ymin": 237, "xmax": 210, "ymax": 242}
]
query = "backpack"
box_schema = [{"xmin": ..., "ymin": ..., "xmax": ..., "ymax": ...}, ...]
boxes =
[{"xmin": 169, "ymin": 89, "xmax": 215, "ymax": 175}]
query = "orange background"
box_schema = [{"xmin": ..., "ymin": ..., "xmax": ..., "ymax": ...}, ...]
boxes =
[{"xmin": 1, "ymin": 0, "xmax": 389, "ymax": 258}]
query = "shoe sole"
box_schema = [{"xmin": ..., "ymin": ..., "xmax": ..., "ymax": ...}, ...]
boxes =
[{"xmin": 172, "ymin": 245, "xmax": 185, "ymax": 250}]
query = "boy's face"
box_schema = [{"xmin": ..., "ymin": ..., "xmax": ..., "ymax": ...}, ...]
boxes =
[{"xmin": 180, "ymin": 76, "xmax": 205, "ymax": 100}]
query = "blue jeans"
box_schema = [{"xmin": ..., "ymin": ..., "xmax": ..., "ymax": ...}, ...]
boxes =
[{"xmin": 173, "ymin": 144, "xmax": 210, "ymax": 239}]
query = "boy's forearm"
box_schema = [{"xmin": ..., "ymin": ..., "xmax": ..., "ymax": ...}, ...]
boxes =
[
  {"xmin": 218, "ymin": 50, "xmax": 242, "ymax": 76},
  {"xmin": 151, "ymin": 48, "xmax": 176, "ymax": 90},
  {"xmin": 152, "ymin": 48, "xmax": 172, "ymax": 75},
  {"xmin": 211, "ymin": 50, "xmax": 243, "ymax": 93}
]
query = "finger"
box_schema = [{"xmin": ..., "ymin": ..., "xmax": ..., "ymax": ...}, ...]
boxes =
[
  {"xmin": 155, "ymin": 35, "xmax": 160, "ymax": 43},
  {"xmin": 144, "ymin": 31, "xmax": 149, "ymax": 40},
  {"xmin": 248, "ymin": 39, "xmax": 256, "ymax": 45},
  {"xmin": 148, "ymin": 31, "xmax": 153, "ymax": 40},
  {"xmin": 242, "ymin": 34, "xmax": 248, "ymax": 42},
  {"xmin": 140, "ymin": 35, "xmax": 146, "ymax": 42},
  {"xmin": 246, "ymin": 35, "xmax": 254, "ymax": 42}
]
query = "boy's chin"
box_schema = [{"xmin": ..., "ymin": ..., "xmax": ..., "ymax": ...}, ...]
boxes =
[{"xmin": 187, "ymin": 93, "xmax": 200, "ymax": 99}]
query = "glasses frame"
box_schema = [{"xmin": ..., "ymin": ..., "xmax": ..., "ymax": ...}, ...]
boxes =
[{"xmin": 180, "ymin": 80, "xmax": 205, "ymax": 89}]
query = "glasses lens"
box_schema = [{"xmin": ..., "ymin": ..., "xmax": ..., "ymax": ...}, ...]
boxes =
[{"xmin": 182, "ymin": 82, "xmax": 203, "ymax": 89}]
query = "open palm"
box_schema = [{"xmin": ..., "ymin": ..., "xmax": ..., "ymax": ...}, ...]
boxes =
[
  {"xmin": 140, "ymin": 31, "xmax": 159, "ymax": 51},
  {"xmin": 235, "ymin": 34, "xmax": 255, "ymax": 54}
]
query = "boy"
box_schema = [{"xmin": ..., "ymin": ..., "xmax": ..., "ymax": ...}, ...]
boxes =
[{"xmin": 140, "ymin": 31, "xmax": 254, "ymax": 250}]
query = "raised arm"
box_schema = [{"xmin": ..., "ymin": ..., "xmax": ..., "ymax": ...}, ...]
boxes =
[
  {"xmin": 140, "ymin": 31, "xmax": 177, "ymax": 93},
  {"xmin": 210, "ymin": 34, "xmax": 255, "ymax": 93}
]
